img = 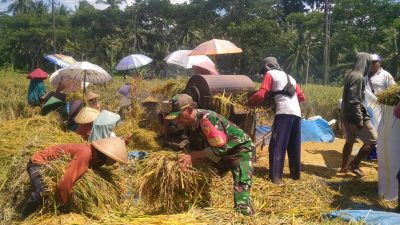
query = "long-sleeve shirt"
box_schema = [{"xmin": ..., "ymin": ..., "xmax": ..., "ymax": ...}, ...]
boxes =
[
  {"xmin": 31, "ymin": 143, "xmax": 94, "ymax": 204},
  {"xmin": 249, "ymin": 70, "xmax": 305, "ymax": 117},
  {"xmin": 364, "ymin": 68, "xmax": 395, "ymax": 94},
  {"xmin": 76, "ymin": 123, "xmax": 93, "ymax": 140},
  {"xmin": 341, "ymin": 71, "xmax": 370, "ymax": 125},
  {"xmin": 192, "ymin": 109, "xmax": 255, "ymax": 163}
]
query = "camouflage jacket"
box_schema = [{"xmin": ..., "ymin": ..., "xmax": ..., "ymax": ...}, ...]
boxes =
[{"xmin": 192, "ymin": 109, "xmax": 255, "ymax": 163}]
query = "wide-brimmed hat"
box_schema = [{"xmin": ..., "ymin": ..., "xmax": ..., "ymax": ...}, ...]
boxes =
[
  {"xmin": 165, "ymin": 94, "xmax": 195, "ymax": 120},
  {"xmin": 74, "ymin": 107, "xmax": 100, "ymax": 124},
  {"xmin": 92, "ymin": 137, "xmax": 128, "ymax": 164},
  {"xmin": 120, "ymin": 96, "xmax": 131, "ymax": 107},
  {"xmin": 141, "ymin": 96, "xmax": 159, "ymax": 107},
  {"xmin": 41, "ymin": 96, "xmax": 65, "ymax": 115},
  {"xmin": 85, "ymin": 91, "xmax": 99, "ymax": 101}
]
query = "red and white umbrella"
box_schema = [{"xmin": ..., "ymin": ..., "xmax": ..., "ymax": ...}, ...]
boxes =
[{"xmin": 164, "ymin": 50, "xmax": 214, "ymax": 69}]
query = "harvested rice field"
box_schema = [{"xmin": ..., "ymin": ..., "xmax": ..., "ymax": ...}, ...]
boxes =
[{"xmin": 0, "ymin": 72, "xmax": 397, "ymax": 225}]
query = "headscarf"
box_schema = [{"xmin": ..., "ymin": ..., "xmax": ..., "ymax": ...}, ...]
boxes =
[
  {"xmin": 88, "ymin": 110, "xmax": 121, "ymax": 142},
  {"xmin": 259, "ymin": 56, "xmax": 282, "ymax": 75}
]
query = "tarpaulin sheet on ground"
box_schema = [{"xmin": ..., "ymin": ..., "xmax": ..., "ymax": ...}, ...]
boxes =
[
  {"xmin": 255, "ymin": 116, "xmax": 335, "ymax": 144},
  {"xmin": 325, "ymin": 209, "xmax": 400, "ymax": 225}
]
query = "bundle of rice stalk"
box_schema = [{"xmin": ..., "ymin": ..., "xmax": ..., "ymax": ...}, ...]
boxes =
[
  {"xmin": 135, "ymin": 151, "xmax": 215, "ymax": 213},
  {"xmin": 211, "ymin": 91, "xmax": 273, "ymax": 121},
  {"xmin": 115, "ymin": 118, "xmax": 160, "ymax": 151},
  {"xmin": 40, "ymin": 156, "xmax": 125, "ymax": 217},
  {"xmin": 376, "ymin": 83, "xmax": 400, "ymax": 106},
  {"xmin": 151, "ymin": 77, "xmax": 187, "ymax": 98},
  {"xmin": 212, "ymin": 92, "xmax": 232, "ymax": 118}
]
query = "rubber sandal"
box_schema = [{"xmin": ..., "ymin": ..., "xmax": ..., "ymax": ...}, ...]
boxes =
[{"xmin": 350, "ymin": 166, "xmax": 365, "ymax": 177}]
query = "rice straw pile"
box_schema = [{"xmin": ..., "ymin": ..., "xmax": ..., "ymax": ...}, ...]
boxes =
[
  {"xmin": 39, "ymin": 157, "xmax": 125, "ymax": 217},
  {"xmin": 376, "ymin": 83, "xmax": 400, "ymax": 106},
  {"xmin": 115, "ymin": 117, "xmax": 160, "ymax": 150},
  {"xmin": 0, "ymin": 114, "xmax": 83, "ymax": 221},
  {"xmin": 206, "ymin": 173, "xmax": 334, "ymax": 224},
  {"xmin": 135, "ymin": 151, "xmax": 215, "ymax": 213}
]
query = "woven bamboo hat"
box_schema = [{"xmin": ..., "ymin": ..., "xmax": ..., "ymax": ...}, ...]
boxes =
[
  {"xmin": 74, "ymin": 107, "xmax": 100, "ymax": 124},
  {"xmin": 85, "ymin": 91, "xmax": 99, "ymax": 101},
  {"xmin": 92, "ymin": 137, "xmax": 128, "ymax": 164}
]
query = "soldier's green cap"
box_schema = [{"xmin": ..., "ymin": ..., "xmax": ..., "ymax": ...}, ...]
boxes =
[{"xmin": 165, "ymin": 94, "xmax": 195, "ymax": 120}]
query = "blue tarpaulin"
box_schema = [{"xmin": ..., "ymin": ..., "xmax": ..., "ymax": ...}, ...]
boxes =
[
  {"xmin": 325, "ymin": 210, "xmax": 400, "ymax": 225},
  {"xmin": 255, "ymin": 116, "xmax": 335, "ymax": 143},
  {"xmin": 128, "ymin": 151, "xmax": 148, "ymax": 160}
]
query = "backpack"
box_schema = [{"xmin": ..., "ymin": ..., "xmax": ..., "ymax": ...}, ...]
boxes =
[{"xmin": 264, "ymin": 73, "xmax": 296, "ymax": 110}]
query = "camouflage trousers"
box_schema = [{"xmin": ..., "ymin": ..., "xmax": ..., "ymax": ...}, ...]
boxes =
[{"xmin": 230, "ymin": 147, "xmax": 256, "ymax": 216}]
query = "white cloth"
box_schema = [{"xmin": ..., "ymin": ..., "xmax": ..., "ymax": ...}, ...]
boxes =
[
  {"xmin": 364, "ymin": 89, "xmax": 382, "ymax": 129},
  {"xmin": 269, "ymin": 70, "xmax": 301, "ymax": 117},
  {"xmin": 378, "ymin": 105, "xmax": 400, "ymax": 200},
  {"xmin": 365, "ymin": 68, "xmax": 395, "ymax": 94},
  {"xmin": 363, "ymin": 68, "xmax": 394, "ymax": 129}
]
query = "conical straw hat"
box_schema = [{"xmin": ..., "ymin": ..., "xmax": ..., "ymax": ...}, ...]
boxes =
[
  {"xmin": 74, "ymin": 107, "xmax": 100, "ymax": 124},
  {"xmin": 92, "ymin": 137, "xmax": 128, "ymax": 164},
  {"xmin": 85, "ymin": 91, "xmax": 99, "ymax": 101}
]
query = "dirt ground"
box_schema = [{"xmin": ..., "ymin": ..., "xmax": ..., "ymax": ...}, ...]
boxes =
[{"xmin": 256, "ymin": 138, "xmax": 397, "ymax": 212}]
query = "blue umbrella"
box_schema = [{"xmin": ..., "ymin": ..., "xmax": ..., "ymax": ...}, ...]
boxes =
[
  {"xmin": 44, "ymin": 54, "xmax": 77, "ymax": 68},
  {"xmin": 115, "ymin": 54, "xmax": 153, "ymax": 71}
]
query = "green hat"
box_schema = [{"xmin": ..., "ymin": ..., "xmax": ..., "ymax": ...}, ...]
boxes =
[
  {"xmin": 41, "ymin": 96, "xmax": 65, "ymax": 115},
  {"xmin": 165, "ymin": 94, "xmax": 194, "ymax": 120}
]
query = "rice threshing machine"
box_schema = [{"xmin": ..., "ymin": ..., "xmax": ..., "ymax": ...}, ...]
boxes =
[{"xmin": 184, "ymin": 74, "xmax": 257, "ymax": 141}]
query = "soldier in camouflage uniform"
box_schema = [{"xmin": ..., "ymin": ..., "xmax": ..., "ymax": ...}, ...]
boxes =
[{"xmin": 165, "ymin": 94, "xmax": 256, "ymax": 215}]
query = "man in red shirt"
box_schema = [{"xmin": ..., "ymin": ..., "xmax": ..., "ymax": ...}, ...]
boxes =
[
  {"xmin": 21, "ymin": 137, "xmax": 128, "ymax": 218},
  {"xmin": 249, "ymin": 57, "xmax": 305, "ymax": 184}
]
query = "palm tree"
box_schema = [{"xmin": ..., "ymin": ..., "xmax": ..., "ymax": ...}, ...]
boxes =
[
  {"xmin": 95, "ymin": 0, "xmax": 126, "ymax": 9},
  {"xmin": 2, "ymin": 0, "xmax": 34, "ymax": 15},
  {"xmin": 285, "ymin": 35, "xmax": 319, "ymax": 84},
  {"xmin": 57, "ymin": 4, "xmax": 70, "ymax": 16},
  {"xmin": 376, "ymin": 27, "xmax": 400, "ymax": 80},
  {"xmin": 32, "ymin": 0, "xmax": 48, "ymax": 15}
]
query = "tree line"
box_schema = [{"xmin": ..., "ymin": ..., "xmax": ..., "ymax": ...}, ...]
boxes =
[{"xmin": 0, "ymin": 0, "xmax": 399, "ymax": 84}]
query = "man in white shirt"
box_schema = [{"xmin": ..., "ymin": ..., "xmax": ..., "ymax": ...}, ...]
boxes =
[
  {"xmin": 364, "ymin": 54, "xmax": 395, "ymax": 160},
  {"xmin": 248, "ymin": 57, "xmax": 306, "ymax": 184},
  {"xmin": 365, "ymin": 54, "xmax": 395, "ymax": 94}
]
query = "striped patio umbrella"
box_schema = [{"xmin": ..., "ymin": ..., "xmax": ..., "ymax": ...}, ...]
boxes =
[{"xmin": 44, "ymin": 54, "xmax": 77, "ymax": 68}]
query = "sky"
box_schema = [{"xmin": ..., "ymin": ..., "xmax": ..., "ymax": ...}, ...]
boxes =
[{"xmin": 0, "ymin": 0, "xmax": 189, "ymax": 13}]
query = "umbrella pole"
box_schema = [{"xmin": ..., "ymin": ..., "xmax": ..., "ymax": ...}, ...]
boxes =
[{"xmin": 83, "ymin": 70, "xmax": 87, "ymax": 100}]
